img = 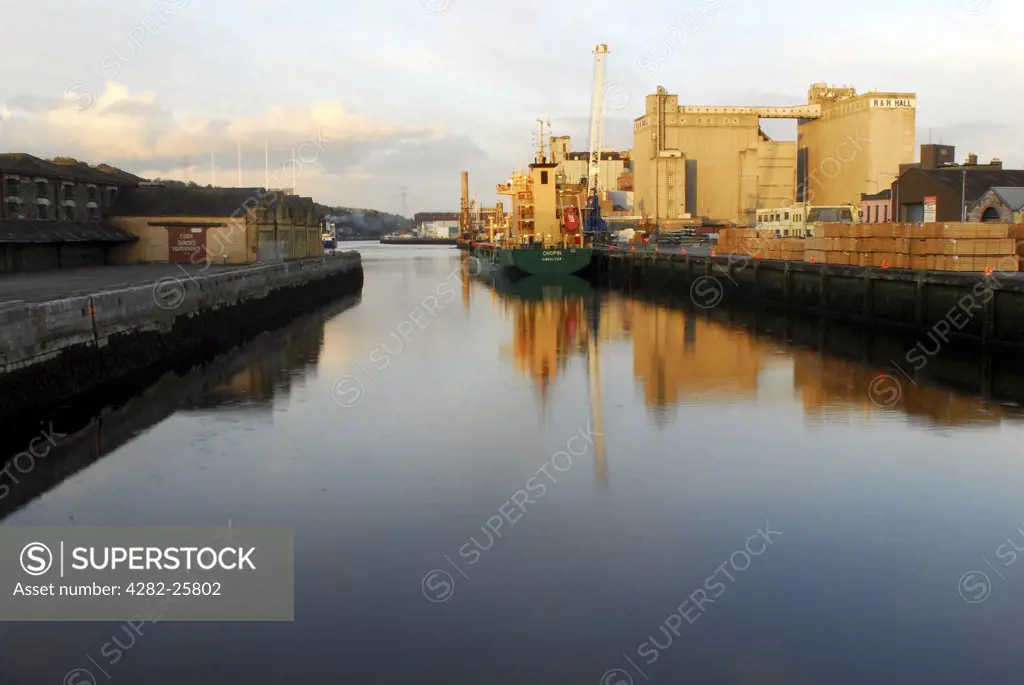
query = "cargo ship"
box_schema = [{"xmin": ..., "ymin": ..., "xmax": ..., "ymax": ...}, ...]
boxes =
[{"xmin": 469, "ymin": 127, "xmax": 594, "ymax": 277}]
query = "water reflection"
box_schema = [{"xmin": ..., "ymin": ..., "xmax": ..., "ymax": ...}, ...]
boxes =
[
  {"xmin": 481, "ymin": 270, "xmax": 1024, "ymax": 431},
  {"xmin": 181, "ymin": 317, "xmax": 326, "ymax": 412},
  {"xmin": 0, "ymin": 296, "xmax": 356, "ymax": 521},
  {"xmin": 485, "ymin": 272, "xmax": 608, "ymax": 486}
]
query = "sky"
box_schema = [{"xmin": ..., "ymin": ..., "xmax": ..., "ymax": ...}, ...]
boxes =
[{"xmin": 1, "ymin": 0, "xmax": 1020, "ymax": 216}]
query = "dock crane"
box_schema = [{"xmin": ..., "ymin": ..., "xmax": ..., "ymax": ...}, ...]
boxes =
[{"xmin": 583, "ymin": 44, "xmax": 609, "ymax": 243}]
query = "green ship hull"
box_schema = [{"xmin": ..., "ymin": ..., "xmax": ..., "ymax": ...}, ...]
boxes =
[
  {"xmin": 469, "ymin": 243, "xmax": 593, "ymax": 276},
  {"xmin": 498, "ymin": 246, "xmax": 593, "ymax": 276}
]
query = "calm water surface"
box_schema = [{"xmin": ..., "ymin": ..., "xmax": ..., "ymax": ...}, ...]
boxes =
[{"xmin": 3, "ymin": 241, "xmax": 1024, "ymax": 684}]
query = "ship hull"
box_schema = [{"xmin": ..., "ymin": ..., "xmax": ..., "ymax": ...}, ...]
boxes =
[{"xmin": 498, "ymin": 246, "xmax": 593, "ymax": 276}]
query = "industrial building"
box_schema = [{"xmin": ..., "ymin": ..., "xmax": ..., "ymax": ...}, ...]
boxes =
[
  {"xmin": 0, "ymin": 153, "xmax": 142, "ymax": 273},
  {"xmin": 632, "ymin": 82, "xmax": 916, "ymax": 226},
  {"xmin": 414, "ymin": 211, "xmax": 460, "ymax": 238},
  {"xmin": 550, "ymin": 136, "xmax": 630, "ymax": 194},
  {"xmin": 797, "ymin": 84, "xmax": 916, "ymax": 207},
  {"xmin": 890, "ymin": 145, "xmax": 1024, "ymax": 222}
]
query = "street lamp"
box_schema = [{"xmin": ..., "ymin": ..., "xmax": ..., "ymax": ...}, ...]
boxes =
[{"xmin": 961, "ymin": 169, "xmax": 967, "ymax": 222}]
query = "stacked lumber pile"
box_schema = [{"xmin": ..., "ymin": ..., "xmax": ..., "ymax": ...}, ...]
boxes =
[
  {"xmin": 717, "ymin": 229, "xmax": 805, "ymax": 261},
  {"xmin": 719, "ymin": 224, "xmax": 1023, "ymax": 272},
  {"xmin": 806, "ymin": 223, "xmax": 1021, "ymax": 272}
]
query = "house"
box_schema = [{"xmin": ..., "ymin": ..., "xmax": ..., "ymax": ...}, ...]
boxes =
[
  {"xmin": 0, "ymin": 153, "xmax": 142, "ymax": 273},
  {"xmin": 860, "ymin": 189, "xmax": 892, "ymax": 224},
  {"xmin": 969, "ymin": 187, "xmax": 1024, "ymax": 223}
]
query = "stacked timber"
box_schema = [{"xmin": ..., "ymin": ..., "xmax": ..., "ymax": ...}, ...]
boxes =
[
  {"xmin": 719, "ymin": 224, "xmax": 1023, "ymax": 272},
  {"xmin": 806, "ymin": 223, "xmax": 1021, "ymax": 272},
  {"xmin": 717, "ymin": 229, "xmax": 805, "ymax": 261}
]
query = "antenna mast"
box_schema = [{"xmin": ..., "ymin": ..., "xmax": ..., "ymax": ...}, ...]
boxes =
[{"xmin": 534, "ymin": 118, "xmax": 550, "ymax": 163}]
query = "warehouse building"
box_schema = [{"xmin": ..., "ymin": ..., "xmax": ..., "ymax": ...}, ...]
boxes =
[
  {"xmin": 414, "ymin": 212, "xmax": 460, "ymax": 238},
  {"xmin": 632, "ymin": 82, "xmax": 916, "ymax": 226},
  {"xmin": 890, "ymin": 145, "xmax": 1024, "ymax": 223}
]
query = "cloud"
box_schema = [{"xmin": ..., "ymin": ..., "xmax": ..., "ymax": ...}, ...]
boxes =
[
  {"xmin": 0, "ymin": 81, "xmax": 456, "ymax": 212},
  {"xmin": 1, "ymin": 81, "xmax": 443, "ymax": 167}
]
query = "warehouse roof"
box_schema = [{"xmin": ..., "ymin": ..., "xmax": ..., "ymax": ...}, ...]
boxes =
[
  {"xmin": 0, "ymin": 153, "xmax": 143, "ymax": 185},
  {"xmin": 0, "ymin": 219, "xmax": 138, "ymax": 244},
  {"xmin": 414, "ymin": 212, "xmax": 459, "ymax": 222},
  {"xmin": 908, "ymin": 168, "xmax": 1024, "ymax": 203},
  {"xmin": 108, "ymin": 186, "xmax": 264, "ymax": 217}
]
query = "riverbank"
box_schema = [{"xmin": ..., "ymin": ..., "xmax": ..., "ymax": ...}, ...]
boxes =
[{"xmin": 0, "ymin": 253, "xmax": 363, "ymax": 428}]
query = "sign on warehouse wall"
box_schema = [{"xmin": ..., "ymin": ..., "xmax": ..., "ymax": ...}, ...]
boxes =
[{"xmin": 168, "ymin": 226, "xmax": 207, "ymax": 264}]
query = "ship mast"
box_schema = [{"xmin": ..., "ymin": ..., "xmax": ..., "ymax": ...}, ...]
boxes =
[{"xmin": 534, "ymin": 118, "xmax": 550, "ymax": 163}]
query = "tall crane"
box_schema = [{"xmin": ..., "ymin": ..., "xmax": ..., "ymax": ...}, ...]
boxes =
[{"xmin": 584, "ymin": 44, "xmax": 609, "ymax": 241}]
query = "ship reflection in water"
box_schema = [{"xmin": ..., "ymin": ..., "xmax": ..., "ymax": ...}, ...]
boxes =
[{"xmin": 482, "ymin": 268, "xmax": 1024, "ymax": 432}]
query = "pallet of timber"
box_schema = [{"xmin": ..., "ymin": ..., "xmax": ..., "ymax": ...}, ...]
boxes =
[
  {"xmin": 824, "ymin": 251, "xmax": 853, "ymax": 266},
  {"xmin": 932, "ymin": 255, "xmax": 1019, "ymax": 272},
  {"xmin": 918, "ymin": 238, "xmax": 1016, "ymax": 256},
  {"xmin": 868, "ymin": 238, "xmax": 913, "ymax": 253},
  {"xmin": 870, "ymin": 253, "xmax": 910, "ymax": 269},
  {"xmin": 805, "ymin": 249, "xmax": 827, "ymax": 263}
]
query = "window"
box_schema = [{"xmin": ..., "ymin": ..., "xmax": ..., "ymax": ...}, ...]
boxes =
[
  {"xmin": 808, "ymin": 208, "xmax": 854, "ymax": 223},
  {"xmin": 87, "ymin": 206, "xmax": 98, "ymax": 220},
  {"xmin": 4, "ymin": 177, "xmax": 18, "ymax": 195},
  {"xmin": 37, "ymin": 203, "xmax": 48, "ymax": 220},
  {"xmin": 36, "ymin": 180, "xmax": 48, "ymax": 197},
  {"xmin": 87, "ymin": 186, "xmax": 97, "ymax": 201},
  {"xmin": 540, "ymin": 171, "xmax": 549, "ymax": 185},
  {"xmin": 64, "ymin": 184, "xmax": 77, "ymax": 202},
  {"xmin": 884, "ymin": 205, "xmax": 888, "ymax": 222},
  {"xmin": 784, "ymin": 212, "xmax": 790, "ymax": 220},
  {"xmin": 6, "ymin": 200, "xmax": 18, "ymax": 217},
  {"xmin": 63, "ymin": 205, "xmax": 74, "ymax": 221},
  {"xmin": 109, "ymin": 188, "xmax": 118, "ymax": 204}
]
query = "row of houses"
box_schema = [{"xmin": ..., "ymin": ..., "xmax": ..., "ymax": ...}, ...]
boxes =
[{"xmin": 0, "ymin": 153, "xmax": 322, "ymax": 274}]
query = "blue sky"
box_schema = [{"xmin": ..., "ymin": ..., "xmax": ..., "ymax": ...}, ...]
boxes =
[{"xmin": 1, "ymin": 0, "xmax": 1020, "ymax": 214}]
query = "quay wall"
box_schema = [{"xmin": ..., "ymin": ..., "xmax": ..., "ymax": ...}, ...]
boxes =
[
  {"xmin": 380, "ymin": 238, "xmax": 457, "ymax": 246},
  {"xmin": 0, "ymin": 252, "xmax": 363, "ymax": 426},
  {"xmin": 593, "ymin": 249, "xmax": 1024, "ymax": 346}
]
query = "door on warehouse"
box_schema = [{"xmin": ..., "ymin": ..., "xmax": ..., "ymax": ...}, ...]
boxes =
[{"xmin": 168, "ymin": 226, "xmax": 208, "ymax": 264}]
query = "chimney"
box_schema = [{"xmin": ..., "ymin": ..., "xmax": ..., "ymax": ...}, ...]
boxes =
[
  {"xmin": 991, "ymin": 158, "xmax": 1003, "ymax": 169},
  {"xmin": 967, "ymin": 153, "xmax": 978, "ymax": 166}
]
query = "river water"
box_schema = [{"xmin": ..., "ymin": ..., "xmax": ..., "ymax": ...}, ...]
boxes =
[{"xmin": 3, "ymin": 241, "xmax": 1024, "ymax": 684}]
